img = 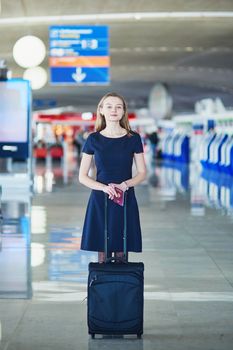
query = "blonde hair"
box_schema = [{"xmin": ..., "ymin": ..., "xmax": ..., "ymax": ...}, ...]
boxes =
[{"xmin": 95, "ymin": 92, "xmax": 131, "ymax": 134}]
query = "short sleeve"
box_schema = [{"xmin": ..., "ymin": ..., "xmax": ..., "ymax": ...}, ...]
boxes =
[
  {"xmin": 82, "ymin": 134, "xmax": 94, "ymax": 155},
  {"xmin": 133, "ymin": 133, "xmax": 144, "ymax": 153}
]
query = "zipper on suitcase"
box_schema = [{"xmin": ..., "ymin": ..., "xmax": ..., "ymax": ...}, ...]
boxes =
[
  {"xmin": 90, "ymin": 270, "xmax": 141, "ymax": 278},
  {"xmin": 89, "ymin": 272, "xmax": 141, "ymax": 288},
  {"xmin": 89, "ymin": 275, "xmax": 97, "ymax": 287}
]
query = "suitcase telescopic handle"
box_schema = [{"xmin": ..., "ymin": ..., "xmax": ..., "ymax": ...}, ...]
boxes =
[
  {"xmin": 105, "ymin": 256, "xmax": 127, "ymax": 264},
  {"xmin": 104, "ymin": 191, "xmax": 127, "ymax": 263}
]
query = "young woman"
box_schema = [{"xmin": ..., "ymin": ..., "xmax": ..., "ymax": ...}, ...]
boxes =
[{"xmin": 79, "ymin": 92, "xmax": 146, "ymax": 262}]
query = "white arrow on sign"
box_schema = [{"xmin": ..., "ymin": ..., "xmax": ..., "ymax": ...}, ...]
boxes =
[{"xmin": 72, "ymin": 67, "xmax": 86, "ymax": 83}]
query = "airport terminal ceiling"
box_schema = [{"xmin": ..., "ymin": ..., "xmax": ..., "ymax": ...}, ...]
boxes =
[{"xmin": 0, "ymin": 0, "xmax": 233, "ymax": 111}]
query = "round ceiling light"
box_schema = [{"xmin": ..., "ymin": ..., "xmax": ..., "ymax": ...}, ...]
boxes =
[
  {"xmin": 23, "ymin": 66, "xmax": 47, "ymax": 90},
  {"xmin": 13, "ymin": 35, "xmax": 46, "ymax": 68}
]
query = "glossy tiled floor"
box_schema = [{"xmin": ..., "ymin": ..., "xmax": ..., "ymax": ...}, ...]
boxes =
[{"xmin": 0, "ymin": 155, "xmax": 233, "ymax": 350}]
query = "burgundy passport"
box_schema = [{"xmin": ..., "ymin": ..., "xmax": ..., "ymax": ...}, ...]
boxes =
[{"xmin": 112, "ymin": 187, "xmax": 125, "ymax": 206}]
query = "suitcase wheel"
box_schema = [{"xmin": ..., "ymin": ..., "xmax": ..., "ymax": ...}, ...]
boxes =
[
  {"xmin": 91, "ymin": 333, "xmax": 95, "ymax": 339},
  {"xmin": 137, "ymin": 333, "xmax": 142, "ymax": 339}
]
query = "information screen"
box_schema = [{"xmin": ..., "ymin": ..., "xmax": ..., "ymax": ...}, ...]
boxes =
[{"xmin": 0, "ymin": 79, "xmax": 31, "ymax": 158}]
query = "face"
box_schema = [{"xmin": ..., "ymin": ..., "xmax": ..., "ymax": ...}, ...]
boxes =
[{"xmin": 100, "ymin": 96, "xmax": 124, "ymax": 122}]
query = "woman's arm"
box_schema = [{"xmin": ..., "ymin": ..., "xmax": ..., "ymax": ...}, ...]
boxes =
[
  {"xmin": 79, "ymin": 153, "xmax": 104, "ymax": 190},
  {"xmin": 79, "ymin": 153, "xmax": 117, "ymax": 197},
  {"xmin": 110, "ymin": 153, "xmax": 146, "ymax": 191},
  {"xmin": 123, "ymin": 153, "xmax": 146, "ymax": 188}
]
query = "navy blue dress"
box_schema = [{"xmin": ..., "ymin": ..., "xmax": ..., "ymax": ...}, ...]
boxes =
[{"xmin": 81, "ymin": 131, "xmax": 143, "ymax": 253}]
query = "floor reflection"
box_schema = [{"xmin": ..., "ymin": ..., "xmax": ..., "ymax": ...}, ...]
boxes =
[
  {"xmin": 88, "ymin": 337, "xmax": 144, "ymax": 350},
  {"xmin": 156, "ymin": 162, "xmax": 189, "ymax": 203},
  {"xmin": 200, "ymin": 169, "xmax": 233, "ymax": 214},
  {"xmin": 156, "ymin": 160, "xmax": 233, "ymax": 217},
  {"xmin": 33, "ymin": 151, "xmax": 77, "ymax": 193},
  {"xmin": 48, "ymin": 226, "xmax": 96, "ymax": 283},
  {"xmin": 0, "ymin": 199, "xmax": 32, "ymax": 299},
  {"xmin": 1, "ymin": 155, "xmax": 233, "ymax": 301}
]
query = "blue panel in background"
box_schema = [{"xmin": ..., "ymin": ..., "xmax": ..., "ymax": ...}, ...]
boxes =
[
  {"xmin": 49, "ymin": 25, "xmax": 110, "ymax": 85},
  {"xmin": 33, "ymin": 99, "xmax": 57, "ymax": 109},
  {"xmin": 49, "ymin": 26, "xmax": 109, "ymax": 57},
  {"xmin": 50, "ymin": 67, "xmax": 110, "ymax": 84}
]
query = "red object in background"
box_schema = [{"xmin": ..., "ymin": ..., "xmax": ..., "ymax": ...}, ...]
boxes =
[
  {"xmin": 128, "ymin": 113, "xmax": 136, "ymax": 120},
  {"xmin": 33, "ymin": 146, "xmax": 63, "ymax": 159},
  {"xmin": 50, "ymin": 146, "xmax": 63, "ymax": 158},
  {"xmin": 34, "ymin": 112, "xmax": 97, "ymax": 123},
  {"xmin": 34, "ymin": 111, "xmax": 136, "ymax": 123},
  {"xmin": 33, "ymin": 147, "xmax": 47, "ymax": 159},
  {"xmin": 33, "ymin": 111, "xmax": 136, "ymax": 145}
]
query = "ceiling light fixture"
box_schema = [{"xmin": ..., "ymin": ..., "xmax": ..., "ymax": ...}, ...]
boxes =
[
  {"xmin": 13, "ymin": 35, "xmax": 46, "ymax": 68},
  {"xmin": 23, "ymin": 66, "xmax": 47, "ymax": 90},
  {"xmin": 0, "ymin": 12, "xmax": 233, "ymax": 25},
  {"xmin": 160, "ymin": 47, "xmax": 168, "ymax": 52},
  {"xmin": 185, "ymin": 47, "xmax": 194, "ymax": 52}
]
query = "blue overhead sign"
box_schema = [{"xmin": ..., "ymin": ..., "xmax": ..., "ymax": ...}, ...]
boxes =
[{"xmin": 49, "ymin": 25, "xmax": 110, "ymax": 85}]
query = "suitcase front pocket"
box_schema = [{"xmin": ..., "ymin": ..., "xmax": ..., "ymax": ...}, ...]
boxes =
[{"xmin": 88, "ymin": 273, "xmax": 142, "ymax": 330}]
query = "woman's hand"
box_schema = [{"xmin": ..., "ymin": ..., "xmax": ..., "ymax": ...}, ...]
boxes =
[
  {"xmin": 102, "ymin": 184, "xmax": 118, "ymax": 200},
  {"xmin": 109, "ymin": 181, "xmax": 128, "ymax": 192}
]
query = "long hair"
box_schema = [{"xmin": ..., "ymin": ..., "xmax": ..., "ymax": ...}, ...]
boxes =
[{"xmin": 95, "ymin": 92, "xmax": 131, "ymax": 134}]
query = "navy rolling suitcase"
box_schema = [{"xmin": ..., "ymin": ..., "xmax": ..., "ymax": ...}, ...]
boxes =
[{"xmin": 87, "ymin": 193, "xmax": 144, "ymax": 338}]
